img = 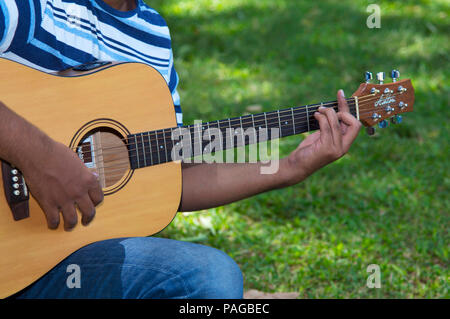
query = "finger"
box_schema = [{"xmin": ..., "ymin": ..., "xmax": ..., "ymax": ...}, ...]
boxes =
[
  {"xmin": 76, "ymin": 194, "xmax": 96, "ymax": 226},
  {"xmin": 41, "ymin": 203, "xmax": 60, "ymax": 230},
  {"xmin": 314, "ymin": 111, "xmax": 332, "ymax": 145},
  {"xmin": 319, "ymin": 106, "xmax": 342, "ymax": 149},
  {"xmin": 337, "ymin": 89, "xmax": 349, "ymax": 113},
  {"xmin": 88, "ymin": 174, "xmax": 104, "ymax": 206},
  {"xmin": 337, "ymin": 112, "xmax": 361, "ymax": 151},
  {"xmin": 60, "ymin": 203, "xmax": 78, "ymax": 231}
]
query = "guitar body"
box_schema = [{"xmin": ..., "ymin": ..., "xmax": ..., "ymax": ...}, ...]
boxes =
[{"xmin": 0, "ymin": 59, "xmax": 182, "ymax": 298}]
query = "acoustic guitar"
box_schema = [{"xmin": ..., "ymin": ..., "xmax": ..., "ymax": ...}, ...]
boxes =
[{"xmin": 0, "ymin": 59, "xmax": 414, "ymax": 298}]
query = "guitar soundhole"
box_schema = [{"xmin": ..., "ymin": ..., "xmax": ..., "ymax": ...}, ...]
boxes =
[{"xmin": 77, "ymin": 129, "xmax": 130, "ymax": 189}]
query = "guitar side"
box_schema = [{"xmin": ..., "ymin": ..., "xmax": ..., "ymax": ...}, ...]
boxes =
[{"xmin": 0, "ymin": 60, "xmax": 182, "ymax": 298}]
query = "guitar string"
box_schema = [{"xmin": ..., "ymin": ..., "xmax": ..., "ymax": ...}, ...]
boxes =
[
  {"xmin": 78, "ymin": 94, "xmax": 377, "ymax": 162},
  {"xmin": 90, "ymin": 104, "xmax": 357, "ymax": 171},
  {"xmin": 76, "ymin": 91, "xmax": 404, "ymax": 157},
  {"xmin": 91, "ymin": 96, "xmax": 402, "ymax": 174},
  {"xmin": 58, "ymin": 91, "xmax": 406, "ymax": 176},
  {"xmin": 87, "ymin": 91, "xmax": 402, "ymax": 168},
  {"xmin": 69, "ymin": 94, "xmax": 375, "ymax": 153},
  {"xmin": 88, "ymin": 94, "xmax": 404, "ymax": 173}
]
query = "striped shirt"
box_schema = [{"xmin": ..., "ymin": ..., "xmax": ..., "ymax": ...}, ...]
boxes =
[{"xmin": 0, "ymin": 0, "xmax": 182, "ymax": 125}]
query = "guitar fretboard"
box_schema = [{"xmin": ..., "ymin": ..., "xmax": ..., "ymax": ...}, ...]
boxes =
[{"xmin": 127, "ymin": 99, "xmax": 358, "ymax": 169}]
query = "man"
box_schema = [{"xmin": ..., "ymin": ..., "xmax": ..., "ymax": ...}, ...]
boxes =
[{"xmin": 0, "ymin": 0, "xmax": 361, "ymax": 298}]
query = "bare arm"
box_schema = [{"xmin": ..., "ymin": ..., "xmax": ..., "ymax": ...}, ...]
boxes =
[
  {"xmin": 179, "ymin": 90, "xmax": 361, "ymax": 212},
  {"xmin": 179, "ymin": 160, "xmax": 293, "ymax": 212}
]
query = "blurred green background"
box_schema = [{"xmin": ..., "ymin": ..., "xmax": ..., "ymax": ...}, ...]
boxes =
[{"xmin": 145, "ymin": 0, "xmax": 449, "ymax": 298}]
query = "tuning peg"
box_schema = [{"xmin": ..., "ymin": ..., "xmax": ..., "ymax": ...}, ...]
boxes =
[
  {"xmin": 366, "ymin": 127, "xmax": 376, "ymax": 136},
  {"xmin": 378, "ymin": 120, "xmax": 388, "ymax": 128},
  {"xmin": 376, "ymin": 72, "xmax": 385, "ymax": 84},
  {"xmin": 390, "ymin": 115, "xmax": 403, "ymax": 124},
  {"xmin": 365, "ymin": 71, "xmax": 373, "ymax": 83},
  {"xmin": 390, "ymin": 69, "xmax": 400, "ymax": 82}
]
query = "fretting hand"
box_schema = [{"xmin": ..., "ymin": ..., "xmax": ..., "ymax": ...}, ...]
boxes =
[{"xmin": 283, "ymin": 90, "xmax": 362, "ymax": 185}]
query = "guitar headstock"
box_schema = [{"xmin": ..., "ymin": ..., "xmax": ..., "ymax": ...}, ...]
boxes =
[{"xmin": 352, "ymin": 70, "xmax": 415, "ymax": 132}]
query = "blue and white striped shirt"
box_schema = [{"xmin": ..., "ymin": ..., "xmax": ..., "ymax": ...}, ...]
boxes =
[{"xmin": 0, "ymin": 0, "xmax": 182, "ymax": 125}]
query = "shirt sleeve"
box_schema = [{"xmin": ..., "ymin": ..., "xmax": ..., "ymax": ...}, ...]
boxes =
[
  {"xmin": 0, "ymin": 0, "xmax": 19, "ymax": 54},
  {"xmin": 167, "ymin": 49, "xmax": 183, "ymax": 126}
]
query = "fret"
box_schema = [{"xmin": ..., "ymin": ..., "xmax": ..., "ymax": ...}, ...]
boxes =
[
  {"xmin": 217, "ymin": 119, "xmax": 225, "ymax": 151},
  {"xmin": 251, "ymin": 114, "xmax": 260, "ymax": 144},
  {"xmin": 168, "ymin": 129, "xmax": 176, "ymax": 162},
  {"xmin": 216, "ymin": 120, "xmax": 222, "ymax": 152},
  {"xmin": 198, "ymin": 123, "xmax": 204, "ymax": 157},
  {"xmin": 152, "ymin": 132, "xmax": 160, "ymax": 165},
  {"xmin": 141, "ymin": 132, "xmax": 151, "ymax": 167},
  {"xmin": 354, "ymin": 97, "xmax": 360, "ymax": 120},
  {"xmin": 306, "ymin": 105, "xmax": 310, "ymax": 132},
  {"xmin": 265, "ymin": 111, "xmax": 277, "ymax": 141},
  {"xmin": 147, "ymin": 131, "xmax": 154, "ymax": 166},
  {"xmin": 201, "ymin": 123, "xmax": 206, "ymax": 151},
  {"xmin": 140, "ymin": 133, "xmax": 147, "ymax": 167},
  {"xmin": 277, "ymin": 110, "xmax": 282, "ymax": 138},
  {"xmin": 154, "ymin": 131, "xmax": 161, "ymax": 164},
  {"xmin": 134, "ymin": 135, "xmax": 140, "ymax": 168},
  {"xmin": 291, "ymin": 107, "xmax": 296, "ymax": 135},
  {"xmin": 204, "ymin": 122, "xmax": 212, "ymax": 154},
  {"xmin": 239, "ymin": 116, "xmax": 245, "ymax": 147},
  {"xmin": 227, "ymin": 118, "xmax": 233, "ymax": 149},
  {"xmin": 171, "ymin": 128, "xmax": 181, "ymax": 161},
  {"xmin": 157, "ymin": 130, "xmax": 165, "ymax": 164},
  {"xmin": 162, "ymin": 129, "xmax": 168, "ymax": 163},
  {"xmin": 187, "ymin": 125, "xmax": 194, "ymax": 158},
  {"xmin": 265, "ymin": 111, "xmax": 272, "ymax": 141}
]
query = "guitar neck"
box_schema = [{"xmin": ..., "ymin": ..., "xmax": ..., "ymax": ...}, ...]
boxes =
[{"xmin": 127, "ymin": 98, "xmax": 359, "ymax": 169}]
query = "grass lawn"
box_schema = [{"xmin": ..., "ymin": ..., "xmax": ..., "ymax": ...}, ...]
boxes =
[{"xmin": 145, "ymin": 0, "xmax": 449, "ymax": 298}]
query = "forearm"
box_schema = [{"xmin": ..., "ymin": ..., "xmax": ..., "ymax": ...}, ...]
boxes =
[
  {"xmin": 0, "ymin": 101, "xmax": 50, "ymax": 170},
  {"xmin": 179, "ymin": 159, "xmax": 308, "ymax": 212}
]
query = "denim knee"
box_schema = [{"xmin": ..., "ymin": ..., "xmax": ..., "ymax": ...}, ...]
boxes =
[
  {"xmin": 182, "ymin": 245, "xmax": 244, "ymax": 299},
  {"xmin": 119, "ymin": 237, "xmax": 244, "ymax": 299}
]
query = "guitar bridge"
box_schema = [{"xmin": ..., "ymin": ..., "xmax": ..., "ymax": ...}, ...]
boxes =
[{"xmin": 1, "ymin": 161, "xmax": 30, "ymax": 221}]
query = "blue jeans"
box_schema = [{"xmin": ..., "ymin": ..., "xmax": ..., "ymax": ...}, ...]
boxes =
[{"xmin": 14, "ymin": 237, "xmax": 244, "ymax": 299}]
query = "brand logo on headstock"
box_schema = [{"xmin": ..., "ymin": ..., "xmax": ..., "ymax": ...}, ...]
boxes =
[{"xmin": 375, "ymin": 94, "xmax": 396, "ymax": 107}]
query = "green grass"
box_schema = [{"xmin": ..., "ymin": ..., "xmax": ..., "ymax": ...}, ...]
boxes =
[{"xmin": 145, "ymin": 0, "xmax": 449, "ymax": 298}]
